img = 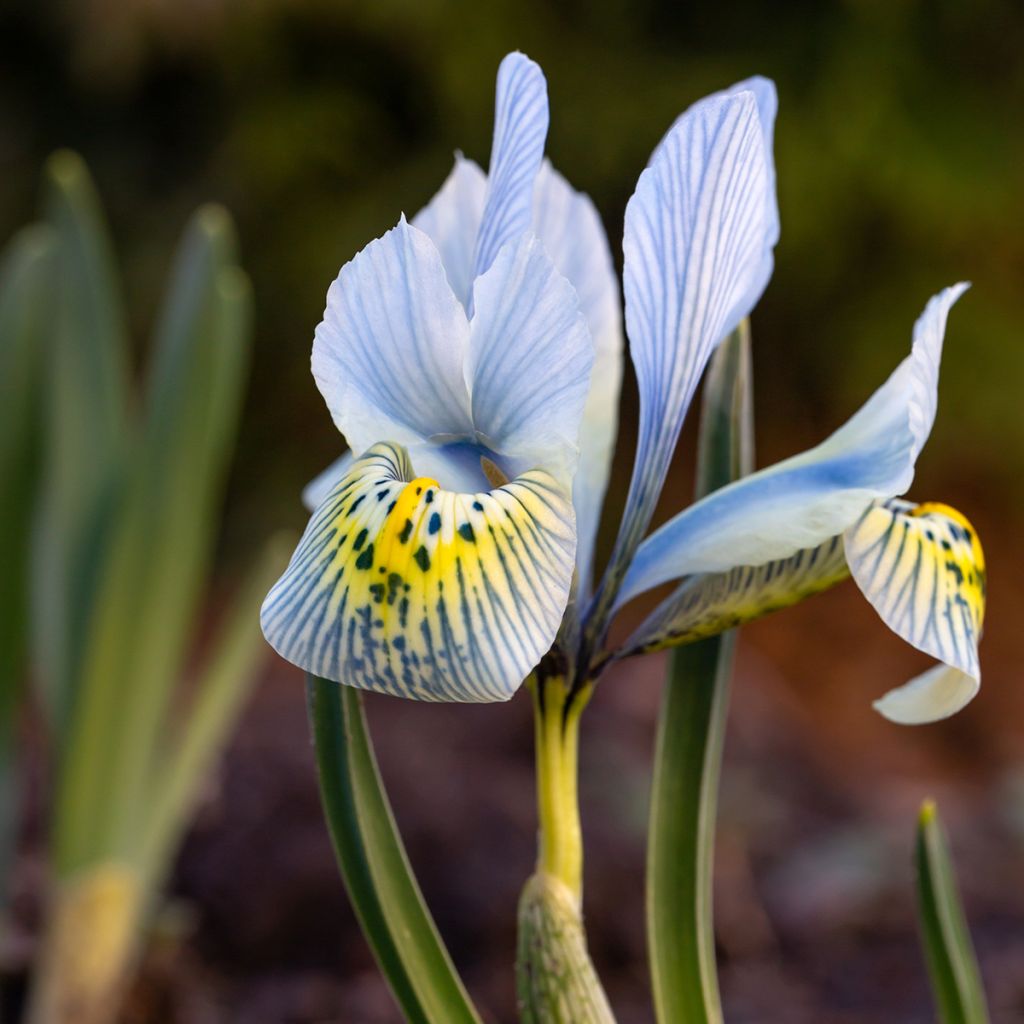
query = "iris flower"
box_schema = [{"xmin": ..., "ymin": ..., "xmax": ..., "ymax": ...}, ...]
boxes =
[{"xmin": 262, "ymin": 52, "xmax": 985, "ymax": 726}]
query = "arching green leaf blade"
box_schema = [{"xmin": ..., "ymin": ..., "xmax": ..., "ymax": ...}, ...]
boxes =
[
  {"xmin": 0, "ymin": 224, "xmax": 58, "ymax": 906},
  {"xmin": 33, "ymin": 151, "xmax": 132, "ymax": 734},
  {"xmin": 915, "ymin": 800, "xmax": 990, "ymax": 1024},
  {"xmin": 307, "ymin": 675, "xmax": 482, "ymax": 1024}
]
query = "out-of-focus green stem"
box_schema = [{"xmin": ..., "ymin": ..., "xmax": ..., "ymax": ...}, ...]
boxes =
[{"xmin": 646, "ymin": 322, "xmax": 753, "ymax": 1024}]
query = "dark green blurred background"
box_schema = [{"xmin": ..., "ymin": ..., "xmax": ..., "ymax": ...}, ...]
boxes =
[{"xmin": 3, "ymin": 2, "xmax": 1023, "ymax": 1021}]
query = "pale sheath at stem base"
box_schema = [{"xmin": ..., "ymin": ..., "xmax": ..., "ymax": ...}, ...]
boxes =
[
  {"xmin": 517, "ymin": 873, "xmax": 616, "ymax": 1024},
  {"xmin": 27, "ymin": 863, "xmax": 142, "ymax": 1024}
]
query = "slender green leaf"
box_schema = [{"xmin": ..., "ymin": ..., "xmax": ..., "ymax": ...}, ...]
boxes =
[
  {"xmin": 307, "ymin": 675, "xmax": 482, "ymax": 1024},
  {"xmin": 32, "ymin": 152, "xmax": 131, "ymax": 734},
  {"xmin": 0, "ymin": 224, "xmax": 58, "ymax": 904},
  {"xmin": 139, "ymin": 536, "xmax": 291, "ymax": 884},
  {"xmin": 647, "ymin": 323, "xmax": 753, "ymax": 1024},
  {"xmin": 54, "ymin": 208, "xmax": 252, "ymax": 873},
  {"xmin": 108, "ymin": 224, "xmax": 252, "ymax": 856},
  {"xmin": 915, "ymin": 800, "xmax": 990, "ymax": 1024}
]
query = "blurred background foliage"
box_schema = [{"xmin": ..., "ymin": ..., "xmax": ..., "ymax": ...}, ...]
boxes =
[
  {"xmin": 2, "ymin": 1, "xmax": 1023, "ymax": 1021},
  {"xmin": 2, "ymin": 0, "xmax": 1022, "ymax": 550}
]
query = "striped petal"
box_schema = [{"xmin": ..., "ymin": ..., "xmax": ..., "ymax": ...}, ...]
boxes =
[
  {"xmin": 467, "ymin": 233, "xmax": 593, "ymax": 486},
  {"xmin": 412, "ymin": 154, "xmax": 487, "ymax": 309},
  {"xmin": 612, "ymin": 495, "xmax": 985, "ymax": 726},
  {"xmin": 618, "ymin": 536, "xmax": 849, "ymax": 657},
  {"xmin": 532, "ymin": 160, "xmax": 623, "ymax": 597},
  {"xmin": 846, "ymin": 500, "xmax": 985, "ymax": 724},
  {"xmin": 261, "ymin": 442, "xmax": 576, "ymax": 702},
  {"xmin": 596, "ymin": 89, "xmax": 776, "ymax": 610},
  {"xmin": 473, "ymin": 52, "xmax": 549, "ymax": 283},
  {"xmin": 616, "ymin": 284, "xmax": 969, "ymax": 608},
  {"xmin": 312, "ymin": 218, "xmax": 474, "ymax": 456},
  {"xmin": 651, "ymin": 76, "xmax": 779, "ymax": 247}
]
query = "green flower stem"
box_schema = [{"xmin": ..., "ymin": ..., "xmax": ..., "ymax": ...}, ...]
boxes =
[
  {"xmin": 646, "ymin": 322, "xmax": 753, "ymax": 1024},
  {"xmin": 519, "ymin": 674, "xmax": 614, "ymax": 1023},
  {"xmin": 530, "ymin": 675, "xmax": 590, "ymax": 902}
]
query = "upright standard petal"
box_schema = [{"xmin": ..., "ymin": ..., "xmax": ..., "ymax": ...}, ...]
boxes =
[
  {"xmin": 595, "ymin": 90, "xmax": 775, "ymax": 615},
  {"xmin": 846, "ymin": 501, "xmax": 985, "ymax": 723},
  {"xmin": 312, "ymin": 218, "xmax": 474, "ymax": 455},
  {"xmin": 261, "ymin": 443, "xmax": 577, "ymax": 702},
  {"xmin": 473, "ymin": 52, "xmax": 549, "ymax": 282},
  {"xmin": 467, "ymin": 233, "xmax": 593, "ymax": 486},
  {"xmin": 651, "ymin": 77, "xmax": 779, "ymax": 248},
  {"xmin": 616, "ymin": 284, "xmax": 969, "ymax": 607},
  {"xmin": 532, "ymin": 160, "xmax": 624, "ymax": 597},
  {"xmin": 412, "ymin": 155, "xmax": 487, "ymax": 309}
]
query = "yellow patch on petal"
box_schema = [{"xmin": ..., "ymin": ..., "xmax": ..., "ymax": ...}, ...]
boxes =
[
  {"xmin": 620, "ymin": 535, "xmax": 850, "ymax": 657},
  {"xmin": 845, "ymin": 499, "xmax": 985, "ymax": 722},
  {"xmin": 261, "ymin": 442, "xmax": 576, "ymax": 702}
]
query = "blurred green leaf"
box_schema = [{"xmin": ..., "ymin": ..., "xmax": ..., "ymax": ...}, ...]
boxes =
[
  {"xmin": 307, "ymin": 675, "xmax": 481, "ymax": 1024},
  {"xmin": 646, "ymin": 324, "xmax": 753, "ymax": 1024},
  {"xmin": 0, "ymin": 224, "xmax": 58, "ymax": 904},
  {"xmin": 33, "ymin": 151, "xmax": 132, "ymax": 736},
  {"xmin": 140, "ymin": 535, "xmax": 290, "ymax": 884},
  {"xmin": 53, "ymin": 206, "xmax": 252, "ymax": 873},
  {"xmin": 915, "ymin": 800, "xmax": 990, "ymax": 1024}
]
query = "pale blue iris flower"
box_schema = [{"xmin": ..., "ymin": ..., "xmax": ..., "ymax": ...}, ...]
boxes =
[{"xmin": 262, "ymin": 52, "xmax": 984, "ymax": 725}]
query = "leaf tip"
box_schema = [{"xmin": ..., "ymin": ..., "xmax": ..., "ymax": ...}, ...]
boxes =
[
  {"xmin": 919, "ymin": 798, "xmax": 938, "ymax": 829},
  {"xmin": 193, "ymin": 203, "xmax": 238, "ymax": 257},
  {"xmin": 44, "ymin": 148, "xmax": 88, "ymax": 190}
]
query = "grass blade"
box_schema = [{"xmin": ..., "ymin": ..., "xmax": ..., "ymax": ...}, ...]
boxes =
[
  {"xmin": 0, "ymin": 225, "xmax": 58, "ymax": 905},
  {"xmin": 646, "ymin": 323, "xmax": 753, "ymax": 1024},
  {"xmin": 106, "ymin": 227, "xmax": 252, "ymax": 855},
  {"xmin": 915, "ymin": 800, "xmax": 990, "ymax": 1024},
  {"xmin": 139, "ymin": 537, "xmax": 290, "ymax": 883},
  {"xmin": 307, "ymin": 675, "xmax": 482, "ymax": 1024},
  {"xmin": 53, "ymin": 209, "xmax": 252, "ymax": 872},
  {"xmin": 33, "ymin": 152, "xmax": 131, "ymax": 734}
]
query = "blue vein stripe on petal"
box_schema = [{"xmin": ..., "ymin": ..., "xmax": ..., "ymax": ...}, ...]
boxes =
[
  {"xmin": 844, "ymin": 499, "xmax": 985, "ymax": 723},
  {"xmin": 845, "ymin": 500, "xmax": 984, "ymax": 682},
  {"xmin": 473, "ymin": 53, "xmax": 549, "ymax": 282},
  {"xmin": 590, "ymin": 91, "xmax": 774, "ymax": 624},
  {"xmin": 613, "ymin": 284, "xmax": 970, "ymax": 610},
  {"xmin": 261, "ymin": 442, "xmax": 576, "ymax": 702},
  {"xmin": 617, "ymin": 534, "xmax": 849, "ymax": 658},
  {"xmin": 312, "ymin": 219, "xmax": 473, "ymax": 456}
]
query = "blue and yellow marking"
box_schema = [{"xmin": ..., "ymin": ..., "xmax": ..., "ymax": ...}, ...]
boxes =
[
  {"xmin": 261, "ymin": 442, "xmax": 576, "ymax": 702},
  {"xmin": 845, "ymin": 499, "xmax": 985, "ymax": 678}
]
